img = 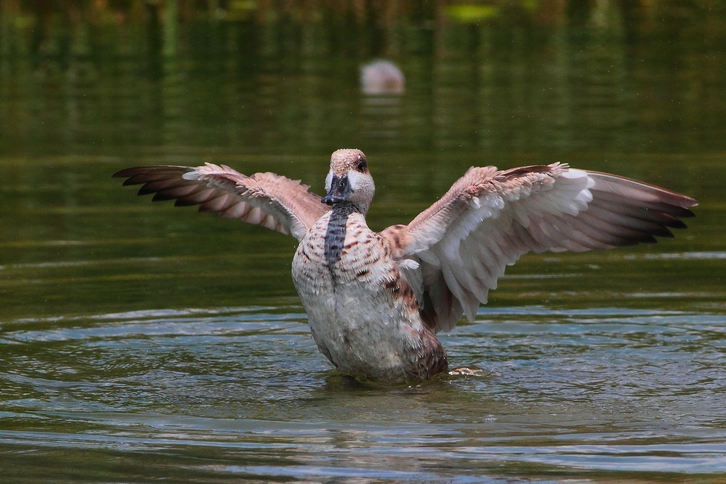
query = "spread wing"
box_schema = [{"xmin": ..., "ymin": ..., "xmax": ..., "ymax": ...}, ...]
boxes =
[
  {"xmin": 113, "ymin": 163, "xmax": 330, "ymax": 241},
  {"xmin": 384, "ymin": 163, "xmax": 697, "ymax": 333}
]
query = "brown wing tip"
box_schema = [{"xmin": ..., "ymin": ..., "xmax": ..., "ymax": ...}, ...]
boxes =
[
  {"xmin": 650, "ymin": 206, "xmax": 695, "ymax": 227},
  {"xmin": 663, "ymin": 195, "xmax": 698, "ymax": 214},
  {"xmin": 112, "ymin": 167, "xmax": 137, "ymax": 179},
  {"xmin": 113, "ymin": 166, "xmax": 161, "ymax": 180},
  {"xmin": 682, "ymin": 196, "xmax": 699, "ymax": 208},
  {"xmin": 113, "ymin": 166, "xmax": 193, "ymax": 180},
  {"xmin": 151, "ymin": 191, "xmax": 177, "ymax": 202},
  {"xmin": 675, "ymin": 208, "xmax": 696, "ymax": 220}
]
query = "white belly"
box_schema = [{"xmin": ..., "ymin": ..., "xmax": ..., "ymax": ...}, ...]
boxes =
[
  {"xmin": 291, "ymin": 212, "xmax": 428, "ymax": 382},
  {"xmin": 301, "ymin": 278, "xmax": 414, "ymax": 381}
]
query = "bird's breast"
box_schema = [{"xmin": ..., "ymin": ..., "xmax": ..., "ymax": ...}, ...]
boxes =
[
  {"xmin": 292, "ymin": 211, "xmax": 388, "ymax": 291},
  {"xmin": 290, "ymin": 210, "xmax": 445, "ymax": 383}
]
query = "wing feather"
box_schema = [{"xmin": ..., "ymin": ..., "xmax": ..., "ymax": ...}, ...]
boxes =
[
  {"xmin": 114, "ymin": 163, "xmax": 329, "ymax": 240},
  {"xmin": 385, "ymin": 163, "xmax": 697, "ymax": 333}
]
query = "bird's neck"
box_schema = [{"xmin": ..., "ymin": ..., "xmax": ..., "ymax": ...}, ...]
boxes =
[
  {"xmin": 331, "ymin": 201, "xmax": 365, "ymax": 216},
  {"xmin": 324, "ymin": 203, "xmax": 359, "ymax": 270}
]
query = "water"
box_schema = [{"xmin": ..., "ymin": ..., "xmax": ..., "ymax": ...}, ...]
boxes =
[
  {"xmin": 2, "ymin": 304, "xmax": 726, "ymax": 480},
  {"xmin": 1, "ymin": 5, "xmax": 726, "ymax": 482}
]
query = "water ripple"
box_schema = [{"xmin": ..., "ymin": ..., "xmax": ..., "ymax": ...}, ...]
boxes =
[{"xmin": 1, "ymin": 304, "xmax": 725, "ymax": 479}]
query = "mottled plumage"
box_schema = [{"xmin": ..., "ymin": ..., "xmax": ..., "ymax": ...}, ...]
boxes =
[{"xmin": 114, "ymin": 149, "xmax": 697, "ymax": 384}]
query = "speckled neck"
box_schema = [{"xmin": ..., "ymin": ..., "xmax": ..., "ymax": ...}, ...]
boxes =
[{"xmin": 323, "ymin": 203, "xmax": 359, "ymax": 271}]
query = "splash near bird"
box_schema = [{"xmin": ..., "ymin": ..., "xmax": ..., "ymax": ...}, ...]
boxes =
[{"xmin": 114, "ymin": 149, "xmax": 697, "ymax": 384}]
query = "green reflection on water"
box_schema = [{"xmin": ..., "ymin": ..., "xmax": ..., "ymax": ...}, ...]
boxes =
[{"xmin": 0, "ymin": 150, "xmax": 718, "ymax": 321}]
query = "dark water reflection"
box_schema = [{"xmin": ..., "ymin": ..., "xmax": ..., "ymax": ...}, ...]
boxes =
[
  {"xmin": 1, "ymin": 10, "xmax": 726, "ymax": 483},
  {"xmin": 2, "ymin": 19, "xmax": 726, "ymax": 157}
]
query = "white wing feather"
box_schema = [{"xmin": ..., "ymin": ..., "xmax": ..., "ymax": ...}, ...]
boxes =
[{"xmin": 391, "ymin": 163, "xmax": 696, "ymax": 333}]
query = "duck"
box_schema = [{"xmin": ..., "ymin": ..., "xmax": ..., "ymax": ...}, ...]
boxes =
[
  {"xmin": 114, "ymin": 149, "xmax": 697, "ymax": 384},
  {"xmin": 360, "ymin": 59, "xmax": 405, "ymax": 95}
]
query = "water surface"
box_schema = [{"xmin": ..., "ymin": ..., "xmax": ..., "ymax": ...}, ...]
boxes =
[{"xmin": 1, "ymin": 7, "xmax": 725, "ymax": 482}]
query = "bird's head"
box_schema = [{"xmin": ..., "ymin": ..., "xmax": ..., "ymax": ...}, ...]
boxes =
[{"xmin": 322, "ymin": 149, "xmax": 375, "ymax": 214}]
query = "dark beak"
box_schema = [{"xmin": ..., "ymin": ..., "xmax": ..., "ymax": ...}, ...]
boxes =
[{"xmin": 322, "ymin": 174, "xmax": 351, "ymax": 205}]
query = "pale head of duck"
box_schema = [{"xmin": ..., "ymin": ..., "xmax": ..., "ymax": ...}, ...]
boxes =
[{"xmin": 323, "ymin": 149, "xmax": 375, "ymax": 214}]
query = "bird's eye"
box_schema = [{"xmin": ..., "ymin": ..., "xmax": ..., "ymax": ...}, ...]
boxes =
[{"xmin": 357, "ymin": 160, "xmax": 367, "ymax": 171}]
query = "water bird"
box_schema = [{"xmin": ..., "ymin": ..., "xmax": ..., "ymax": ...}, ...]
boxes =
[
  {"xmin": 114, "ymin": 149, "xmax": 697, "ymax": 384},
  {"xmin": 360, "ymin": 60, "xmax": 405, "ymax": 95}
]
